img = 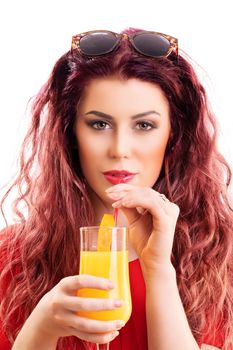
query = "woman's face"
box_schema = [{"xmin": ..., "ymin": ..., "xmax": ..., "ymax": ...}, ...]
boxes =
[{"xmin": 74, "ymin": 76, "xmax": 171, "ymax": 208}]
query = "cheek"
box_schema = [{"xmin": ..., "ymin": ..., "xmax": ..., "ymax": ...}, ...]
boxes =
[
  {"xmin": 77, "ymin": 138, "xmax": 104, "ymax": 170},
  {"xmin": 139, "ymin": 138, "xmax": 168, "ymax": 182},
  {"xmin": 78, "ymin": 144, "xmax": 93, "ymax": 167},
  {"xmin": 143, "ymin": 149, "xmax": 165, "ymax": 173},
  {"xmin": 140, "ymin": 137, "xmax": 168, "ymax": 160}
]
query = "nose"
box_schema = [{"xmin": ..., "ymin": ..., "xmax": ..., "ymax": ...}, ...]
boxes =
[{"xmin": 108, "ymin": 130, "xmax": 131, "ymax": 159}]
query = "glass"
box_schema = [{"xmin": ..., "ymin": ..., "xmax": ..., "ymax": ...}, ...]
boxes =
[
  {"xmin": 77, "ymin": 226, "xmax": 132, "ymax": 350},
  {"xmin": 71, "ymin": 30, "xmax": 178, "ymax": 58}
]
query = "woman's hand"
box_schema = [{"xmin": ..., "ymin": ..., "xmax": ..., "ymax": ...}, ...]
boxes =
[
  {"xmin": 106, "ymin": 184, "xmax": 180, "ymax": 271},
  {"xmin": 14, "ymin": 275, "xmax": 124, "ymax": 347}
]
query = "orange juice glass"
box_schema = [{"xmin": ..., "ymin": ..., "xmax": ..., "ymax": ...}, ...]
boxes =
[{"xmin": 77, "ymin": 226, "xmax": 132, "ymax": 323}]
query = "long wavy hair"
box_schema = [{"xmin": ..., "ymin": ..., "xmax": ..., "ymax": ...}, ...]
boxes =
[{"xmin": 1, "ymin": 28, "xmax": 233, "ymax": 349}]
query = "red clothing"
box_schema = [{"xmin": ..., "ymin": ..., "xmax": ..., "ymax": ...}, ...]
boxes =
[
  {"xmin": 0, "ymin": 245, "xmax": 224, "ymax": 349},
  {"xmin": 0, "ymin": 330, "xmax": 10, "ymax": 350},
  {"xmin": 110, "ymin": 259, "xmax": 147, "ymax": 350}
]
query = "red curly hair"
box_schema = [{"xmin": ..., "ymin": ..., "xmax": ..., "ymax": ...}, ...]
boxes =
[{"xmin": 1, "ymin": 28, "xmax": 233, "ymax": 349}]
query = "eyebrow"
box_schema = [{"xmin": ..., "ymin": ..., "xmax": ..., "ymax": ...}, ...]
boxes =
[{"xmin": 84, "ymin": 110, "xmax": 161, "ymax": 120}]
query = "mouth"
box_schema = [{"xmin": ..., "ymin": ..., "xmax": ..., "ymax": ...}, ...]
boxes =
[{"xmin": 102, "ymin": 170, "xmax": 137, "ymax": 184}]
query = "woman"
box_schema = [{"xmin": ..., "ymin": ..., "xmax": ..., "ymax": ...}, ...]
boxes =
[{"xmin": 0, "ymin": 28, "xmax": 232, "ymax": 350}]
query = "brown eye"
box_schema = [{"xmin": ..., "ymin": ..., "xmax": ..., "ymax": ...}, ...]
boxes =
[
  {"xmin": 136, "ymin": 121, "xmax": 154, "ymax": 131},
  {"xmin": 89, "ymin": 120, "xmax": 110, "ymax": 130}
]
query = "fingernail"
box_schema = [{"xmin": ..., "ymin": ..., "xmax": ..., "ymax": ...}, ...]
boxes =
[
  {"xmin": 111, "ymin": 331, "xmax": 119, "ymax": 339},
  {"xmin": 107, "ymin": 281, "xmax": 115, "ymax": 289},
  {"xmin": 136, "ymin": 207, "xmax": 147, "ymax": 215},
  {"xmin": 114, "ymin": 299, "xmax": 124, "ymax": 307},
  {"xmin": 107, "ymin": 192, "xmax": 121, "ymax": 200},
  {"xmin": 105, "ymin": 187, "xmax": 115, "ymax": 192},
  {"xmin": 112, "ymin": 202, "xmax": 121, "ymax": 208},
  {"xmin": 116, "ymin": 320, "xmax": 125, "ymax": 329}
]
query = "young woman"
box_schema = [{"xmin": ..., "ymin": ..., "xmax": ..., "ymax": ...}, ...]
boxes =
[{"xmin": 0, "ymin": 28, "xmax": 232, "ymax": 350}]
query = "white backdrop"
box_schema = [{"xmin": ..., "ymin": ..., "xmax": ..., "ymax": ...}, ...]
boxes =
[{"xmin": 0, "ymin": 0, "xmax": 232, "ymax": 228}]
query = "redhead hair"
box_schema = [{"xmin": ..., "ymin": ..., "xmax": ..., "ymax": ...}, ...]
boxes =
[{"xmin": 1, "ymin": 28, "xmax": 233, "ymax": 349}]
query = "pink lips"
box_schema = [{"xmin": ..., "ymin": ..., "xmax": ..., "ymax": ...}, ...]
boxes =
[{"xmin": 103, "ymin": 170, "xmax": 137, "ymax": 185}]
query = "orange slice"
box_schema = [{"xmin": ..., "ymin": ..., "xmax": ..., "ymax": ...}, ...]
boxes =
[{"xmin": 97, "ymin": 214, "xmax": 115, "ymax": 251}]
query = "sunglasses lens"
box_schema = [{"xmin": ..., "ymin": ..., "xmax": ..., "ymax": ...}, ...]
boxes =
[
  {"xmin": 79, "ymin": 32, "xmax": 118, "ymax": 56},
  {"xmin": 132, "ymin": 33, "xmax": 171, "ymax": 57}
]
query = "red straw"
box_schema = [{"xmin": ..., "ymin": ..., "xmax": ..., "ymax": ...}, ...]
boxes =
[
  {"xmin": 114, "ymin": 208, "xmax": 118, "ymax": 226},
  {"xmin": 113, "ymin": 177, "xmax": 123, "ymax": 226}
]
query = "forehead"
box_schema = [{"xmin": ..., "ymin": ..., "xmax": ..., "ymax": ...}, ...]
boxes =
[{"xmin": 78, "ymin": 76, "xmax": 170, "ymax": 116}]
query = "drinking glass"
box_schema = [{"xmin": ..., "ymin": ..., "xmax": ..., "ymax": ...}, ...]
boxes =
[{"xmin": 77, "ymin": 226, "xmax": 132, "ymax": 350}]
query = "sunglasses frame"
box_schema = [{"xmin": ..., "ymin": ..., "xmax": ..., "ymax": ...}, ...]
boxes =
[{"xmin": 71, "ymin": 30, "xmax": 178, "ymax": 58}]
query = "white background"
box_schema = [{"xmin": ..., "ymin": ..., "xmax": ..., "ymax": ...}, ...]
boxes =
[{"xmin": 0, "ymin": 0, "xmax": 232, "ymax": 228}]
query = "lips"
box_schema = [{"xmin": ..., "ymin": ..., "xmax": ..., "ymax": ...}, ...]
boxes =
[{"xmin": 103, "ymin": 170, "xmax": 137, "ymax": 185}]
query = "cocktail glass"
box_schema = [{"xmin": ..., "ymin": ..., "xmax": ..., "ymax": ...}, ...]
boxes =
[{"xmin": 77, "ymin": 226, "xmax": 132, "ymax": 350}]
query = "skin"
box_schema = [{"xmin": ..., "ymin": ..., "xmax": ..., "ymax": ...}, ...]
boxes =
[
  {"xmin": 74, "ymin": 76, "xmax": 171, "ymax": 226},
  {"xmin": 12, "ymin": 76, "xmax": 214, "ymax": 349}
]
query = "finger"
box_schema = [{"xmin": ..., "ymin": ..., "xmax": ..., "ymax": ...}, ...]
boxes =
[
  {"xmin": 112, "ymin": 189, "xmax": 179, "ymax": 231},
  {"xmin": 68, "ymin": 315, "xmax": 125, "ymax": 334},
  {"xmin": 106, "ymin": 183, "xmax": 137, "ymax": 193},
  {"xmin": 107, "ymin": 184, "xmax": 172, "ymax": 209},
  {"xmin": 110, "ymin": 189, "xmax": 151, "ymax": 225},
  {"xmin": 69, "ymin": 326, "xmax": 120, "ymax": 344},
  {"xmin": 107, "ymin": 193, "xmax": 149, "ymax": 216},
  {"xmin": 106, "ymin": 191, "xmax": 127, "ymax": 201},
  {"xmin": 136, "ymin": 207, "xmax": 148, "ymax": 215},
  {"xmin": 59, "ymin": 275, "xmax": 115, "ymax": 293},
  {"xmin": 65, "ymin": 296, "xmax": 124, "ymax": 312},
  {"xmin": 113, "ymin": 200, "xmax": 141, "ymax": 226},
  {"xmin": 106, "ymin": 184, "xmax": 153, "ymax": 222},
  {"xmin": 113, "ymin": 188, "xmax": 175, "ymax": 218}
]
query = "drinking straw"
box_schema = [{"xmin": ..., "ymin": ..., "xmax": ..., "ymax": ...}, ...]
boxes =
[
  {"xmin": 113, "ymin": 208, "xmax": 118, "ymax": 226},
  {"xmin": 113, "ymin": 177, "xmax": 123, "ymax": 226}
]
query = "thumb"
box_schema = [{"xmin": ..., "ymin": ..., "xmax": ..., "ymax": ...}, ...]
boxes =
[{"xmin": 119, "ymin": 206, "xmax": 145, "ymax": 226}]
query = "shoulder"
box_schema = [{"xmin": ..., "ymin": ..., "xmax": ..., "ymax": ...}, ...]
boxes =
[{"xmin": 201, "ymin": 345, "xmax": 221, "ymax": 350}]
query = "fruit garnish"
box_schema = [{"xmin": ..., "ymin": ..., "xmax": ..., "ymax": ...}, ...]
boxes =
[{"xmin": 97, "ymin": 214, "xmax": 115, "ymax": 251}]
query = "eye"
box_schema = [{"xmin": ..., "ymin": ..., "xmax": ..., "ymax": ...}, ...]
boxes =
[
  {"xmin": 135, "ymin": 121, "xmax": 155, "ymax": 131},
  {"xmin": 89, "ymin": 120, "xmax": 110, "ymax": 130}
]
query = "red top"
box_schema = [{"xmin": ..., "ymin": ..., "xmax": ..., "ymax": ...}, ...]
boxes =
[
  {"xmin": 0, "ymin": 254, "xmax": 224, "ymax": 349},
  {"xmin": 110, "ymin": 259, "xmax": 148, "ymax": 350}
]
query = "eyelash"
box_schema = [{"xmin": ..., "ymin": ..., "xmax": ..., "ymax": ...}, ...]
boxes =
[{"xmin": 87, "ymin": 120, "xmax": 157, "ymax": 131}]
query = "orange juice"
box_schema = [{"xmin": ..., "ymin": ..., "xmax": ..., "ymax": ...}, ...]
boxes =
[{"xmin": 77, "ymin": 250, "xmax": 132, "ymax": 322}]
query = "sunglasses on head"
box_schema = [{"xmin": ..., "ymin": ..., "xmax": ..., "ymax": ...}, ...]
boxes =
[{"xmin": 71, "ymin": 30, "xmax": 178, "ymax": 59}]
